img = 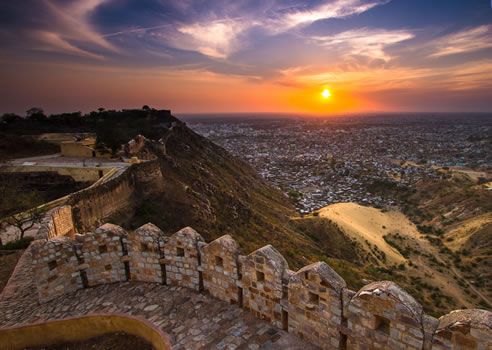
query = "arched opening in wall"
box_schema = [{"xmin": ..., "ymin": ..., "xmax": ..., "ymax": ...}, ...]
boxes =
[
  {"xmin": 92, "ymin": 151, "xmax": 96, "ymax": 157},
  {"xmin": 374, "ymin": 315, "xmax": 390, "ymax": 335},
  {"xmin": 98, "ymin": 245, "xmax": 108, "ymax": 254},
  {"xmin": 176, "ymin": 247, "xmax": 184, "ymax": 257},
  {"xmin": 98, "ymin": 170, "xmax": 103, "ymax": 178}
]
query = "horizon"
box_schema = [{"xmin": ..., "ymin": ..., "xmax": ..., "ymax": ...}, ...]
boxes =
[{"xmin": 1, "ymin": 0, "xmax": 492, "ymax": 115}]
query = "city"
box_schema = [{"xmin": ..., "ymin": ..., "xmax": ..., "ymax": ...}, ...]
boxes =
[{"xmin": 188, "ymin": 114, "xmax": 492, "ymax": 213}]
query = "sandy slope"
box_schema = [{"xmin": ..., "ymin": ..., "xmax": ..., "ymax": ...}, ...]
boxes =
[
  {"xmin": 316, "ymin": 203, "xmax": 421, "ymax": 264},
  {"xmin": 446, "ymin": 212, "xmax": 492, "ymax": 252}
]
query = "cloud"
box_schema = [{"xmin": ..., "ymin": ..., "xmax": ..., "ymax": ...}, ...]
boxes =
[
  {"xmin": 160, "ymin": 0, "xmax": 391, "ymax": 59},
  {"xmin": 430, "ymin": 25, "xmax": 492, "ymax": 57},
  {"xmin": 32, "ymin": 30, "xmax": 105, "ymax": 60},
  {"xmin": 279, "ymin": 59, "xmax": 492, "ymax": 92},
  {"xmin": 270, "ymin": 0, "xmax": 390, "ymax": 33},
  {"xmin": 43, "ymin": 0, "xmax": 119, "ymax": 52},
  {"xmin": 312, "ymin": 28, "xmax": 413, "ymax": 61},
  {"xmin": 175, "ymin": 19, "xmax": 252, "ymax": 58}
]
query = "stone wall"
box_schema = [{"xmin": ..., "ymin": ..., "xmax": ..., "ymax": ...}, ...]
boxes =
[
  {"xmin": 199, "ymin": 234, "xmax": 242, "ymax": 305},
  {"xmin": 241, "ymin": 245, "xmax": 290, "ymax": 329},
  {"xmin": 128, "ymin": 223, "xmax": 165, "ymax": 283},
  {"xmin": 30, "ymin": 223, "xmax": 492, "ymax": 349},
  {"xmin": 49, "ymin": 206, "xmax": 75, "ymax": 239},
  {"xmin": 30, "ymin": 236, "xmax": 83, "ymax": 303},
  {"xmin": 77, "ymin": 224, "xmax": 128, "ymax": 287},
  {"xmin": 432, "ymin": 309, "xmax": 491, "ymax": 350},
  {"xmin": 162, "ymin": 227, "xmax": 203, "ymax": 291},
  {"xmin": 288, "ymin": 262, "xmax": 346, "ymax": 349},
  {"xmin": 69, "ymin": 158, "xmax": 164, "ymax": 233},
  {"xmin": 346, "ymin": 281, "xmax": 426, "ymax": 350}
]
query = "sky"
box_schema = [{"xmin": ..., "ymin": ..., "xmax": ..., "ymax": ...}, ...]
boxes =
[{"xmin": 1, "ymin": 0, "xmax": 492, "ymax": 115}]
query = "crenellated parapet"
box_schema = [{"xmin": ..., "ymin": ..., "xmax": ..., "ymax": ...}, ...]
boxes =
[
  {"xmin": 162, "ymin": 227, "xmax": 203, "ymax": 290},
  {"xmin": 199, "ymin": 234, "xmax": 242, "ymax": 305},
  {"xmin": 433, "ymin": 309, "xmax": 492, "ymax": 349},
  {"xmin": 128, "ymin": 223, "xmax": 165, "ymax": 283},
  {"xmin": 77, "ymin": 223, "xmax": 128, "ymax": 287},
  {"xmin": 29, "ymin": 222, "xmax": 492, "ymax": 350},
  {"xmin": 31, "ymin": 236, "xmax": 83, "ymax": 303},
  {"xmin": 241, "ymin": 245, "xmax": 290, "ymax": 329},
  {"xmin": 288, "ymin": 262, "xmax": 346, "ymax": 349},
  {"xmin": 346, "ymin": 281, "xmax": 426, "ymax": 349}
]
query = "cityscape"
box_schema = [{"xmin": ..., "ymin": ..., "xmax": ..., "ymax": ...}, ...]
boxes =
[{"xmin": 188, "ymin": 114, "xmax": 492, "ymax": 213}]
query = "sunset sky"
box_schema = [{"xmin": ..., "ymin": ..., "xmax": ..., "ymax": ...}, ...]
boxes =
[{"xmin": 1, "ymin": 0, "xmax": 492, "ymax": 115}]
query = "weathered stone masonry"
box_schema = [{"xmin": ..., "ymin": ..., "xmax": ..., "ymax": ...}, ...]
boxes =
[{"xmin": 30, "ymin": 223, "xmax": 492, "ymax": 350}]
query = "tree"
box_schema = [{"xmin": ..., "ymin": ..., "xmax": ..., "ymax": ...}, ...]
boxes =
[
  {"xmin": 26, "ymin": 107, "xmax": 47, "ymax": 122},
  {"xmin": 142, "ymin": 105, "xmax": 150, "ymax": 111},
  {"xmin": 0, "ymin": 180, "xmax": 45, "ymax": 240},
  {"xmin": 1, "ymin": 113, "xmax": 21, "ymax": 124},
  {"xmin": 95, "ymin": 121, "xmax": 127, "ymax": 157}
]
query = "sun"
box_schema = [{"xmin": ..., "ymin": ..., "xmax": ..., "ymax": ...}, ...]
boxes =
[{"xmin": 321, "ymin": 89, "xmax": 331, "ymax": 98}]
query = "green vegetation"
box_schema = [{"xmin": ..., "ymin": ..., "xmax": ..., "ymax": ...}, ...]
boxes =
[{"xmin": 0, "ymin": 237, "xmax": 34, "ymax": 250}]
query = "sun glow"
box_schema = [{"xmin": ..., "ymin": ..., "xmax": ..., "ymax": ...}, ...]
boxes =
[{"xmin": 322, "ymin": 89, "xmax": 331, "ymax": 98}]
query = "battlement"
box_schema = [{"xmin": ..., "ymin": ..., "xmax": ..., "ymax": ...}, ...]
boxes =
[{"xmin": 30, "ymin": 223, "xmax": 492, "ymax": 350}]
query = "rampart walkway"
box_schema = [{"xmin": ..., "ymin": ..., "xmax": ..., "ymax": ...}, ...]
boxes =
[{"xmin": 0, "ymin": 250, "xmax": 317, "ymax": 350}]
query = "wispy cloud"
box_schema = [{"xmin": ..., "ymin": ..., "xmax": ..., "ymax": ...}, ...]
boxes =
[
  {"xmin": 163, "ymin": 0, "xmax": 391, "ymax": 59},
  {"xmin": 32, "ymin": 30, "xmax": 105, "ymax": 60},
  {"xmin": 312, "ymin": 28, "xmax": 413, "ymax": 61},
  {"xmin": 430, "ymin": 25, "xmax": 492, "ymax": 57},
  {"xmin": 280, "ymin": 59, "xmax": 492, "ymax": 92},
  {"xmin": 270, "ymin": 0, "xmax": 390, "ymax": 33},
  {"xmin": 26, "ymin": 0, "xmax": 119, "ymax": 59}
]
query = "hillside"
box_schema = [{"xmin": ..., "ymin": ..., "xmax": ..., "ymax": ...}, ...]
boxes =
[
  {"xmin": 110, "ymin": 121, "xmax": 326, "ymax": 268},
  {"xmin": 2, "ymin": 109, "xmax": 490, "ymax": 316},
  {"xmin": 294, "ymin": 201, "xmax": 491, "ymax": 316}
]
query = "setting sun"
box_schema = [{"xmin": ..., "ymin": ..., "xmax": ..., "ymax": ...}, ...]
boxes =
[{"xmin": 321, "ymin": 89, "xmax": 331, "ymax": 98}]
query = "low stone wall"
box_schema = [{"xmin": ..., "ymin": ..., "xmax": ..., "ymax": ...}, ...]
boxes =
[
  {"xmin": 30, "ymin": 223, "xmax": 492, "ymax": 350},
  {"xmin": 0, "ymin": 314, "xmax": 172, "ymax": 350}
]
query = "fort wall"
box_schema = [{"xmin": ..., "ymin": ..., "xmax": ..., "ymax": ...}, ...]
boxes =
[{"xmin": 30, "ymin": 223, "xmax": 492, "ymax": 349}]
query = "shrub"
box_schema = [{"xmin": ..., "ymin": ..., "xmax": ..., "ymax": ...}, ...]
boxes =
[{"xmin": 0, "ymin": 237, "xmax": 34, "ymax": 250}]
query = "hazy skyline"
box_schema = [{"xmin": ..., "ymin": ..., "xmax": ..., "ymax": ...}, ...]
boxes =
[{"xmin": 1, "ymin": 0, "xmax": 492, "ymax": 115}]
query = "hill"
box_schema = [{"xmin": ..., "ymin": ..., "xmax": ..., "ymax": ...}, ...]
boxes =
[{"xmin": 2, "ymin": 108, "xmax": 490, "ymax": 316}]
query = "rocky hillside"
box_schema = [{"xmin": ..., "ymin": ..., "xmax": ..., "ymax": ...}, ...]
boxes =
[{"xmin": 116, "ymin": 120, "xmax": 326, "ymax": 268}]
